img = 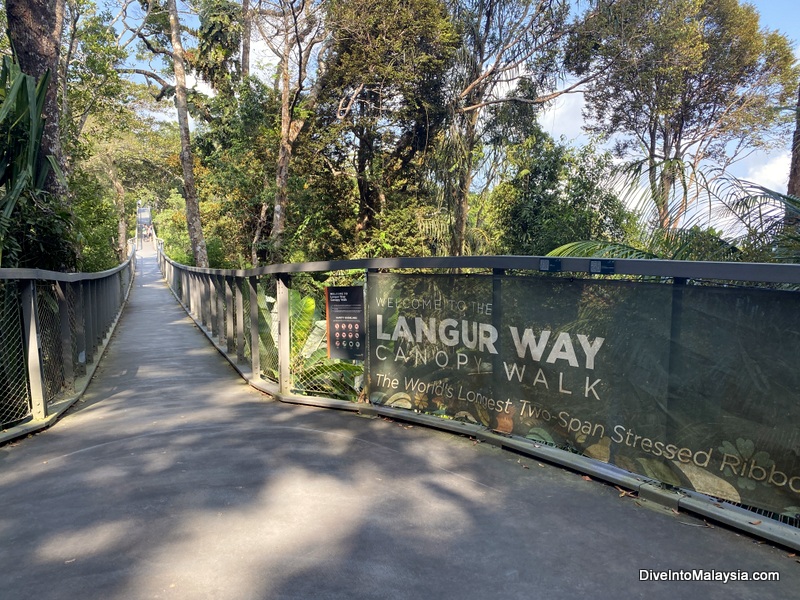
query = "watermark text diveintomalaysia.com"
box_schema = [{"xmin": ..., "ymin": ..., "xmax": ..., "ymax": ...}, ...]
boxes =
[{"xmin": 640, "ymin": 569, "xmax": 779, "ymax": 583}]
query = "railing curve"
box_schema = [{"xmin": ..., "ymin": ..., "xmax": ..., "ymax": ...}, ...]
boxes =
[{"xmin": 0, "ymin": 250, "xmax": 136, "ymax": 439}]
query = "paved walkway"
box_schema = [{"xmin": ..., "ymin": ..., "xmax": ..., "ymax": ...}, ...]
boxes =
[{"xmin": 1, "ymin": 245, "xmax": 799, "ymax": 600}]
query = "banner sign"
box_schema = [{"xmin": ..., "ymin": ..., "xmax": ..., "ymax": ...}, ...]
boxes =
[
  {"xmin": 366, "ymin": 272, "xmax": 800, "ymax": 517},
  {"xmin": 326, "ymin": 286, "xmax": 365, "ymax": 360}
]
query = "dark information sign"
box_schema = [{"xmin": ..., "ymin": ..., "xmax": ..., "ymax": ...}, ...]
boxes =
[
  {"xmin": 326, "ymin": 286, "xmax": 365, "ymax": 360},
  {"xmin": 366, "ymin": 272, "xmax": 800, "ymax": 516}
]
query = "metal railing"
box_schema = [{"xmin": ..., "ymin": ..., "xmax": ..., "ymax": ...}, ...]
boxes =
[
  {"xmin": 156, "ymin": 245, "xmax": 800, "ymax": 400},
  {"xmin": 157, "ymin": 243, "xmax": 800, "ymax": 550},
  {"xmin": 0, "ymin": 251, "xmax": 136, "ymax": 439}
]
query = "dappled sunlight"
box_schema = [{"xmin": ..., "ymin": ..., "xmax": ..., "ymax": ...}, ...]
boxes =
[
  {"xmin": 37, "ymin": 520, "xmax": 136, "ymax": 563},
  {"xmin": 119, "ymin": 468, "xmax": 371, "ymax": 597},
  {"xmin": 114, "ymin": 462, "xmax": 476, "ymax": 598}
]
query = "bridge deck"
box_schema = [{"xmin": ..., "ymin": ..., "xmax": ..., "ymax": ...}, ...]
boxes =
[{"xmin": 0, "ymin": 246, "xmax": 798, "ymax": 599}]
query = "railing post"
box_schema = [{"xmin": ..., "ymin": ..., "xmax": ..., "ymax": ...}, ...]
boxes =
[
  {"xmin": 21, "ymin": 282, "xmax": 47, "ymax": 420},
  {"xmin": 277, "ymin": 274, "xmax": 291, "ymax": 395},
  {"xmin": 249, "ymin": 276, "xmax": 260, "ymax": 379}
]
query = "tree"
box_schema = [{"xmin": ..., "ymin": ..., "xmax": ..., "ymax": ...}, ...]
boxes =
[
  {"xmin": 59, "ymin": 0, "xmax": 128, "ymax": 169},
  {"xmin": 249, "ymin": 0, "xmax": 327, "ymax": 264},
  {"xmin": 318, "ymin": 0, "xmax": 457, "ymax": 247},
  {"xmin": 569, "ymin": 0, "xmax": 799, "ymax": 228},
  {"xmin": 492, "ymin": 129, "xmax": 633, "ymax": 256},
  {"xmin": 76, "ymin": 96, "xmax": 183, "ymax": 263},
  {"xmin": 119, "ymin": 0, "xmax": 209, "ymax": 266},
  {"xmin": 5, "ymin": 0, "xmax": 67, "ymax": 197},
  {"xmin": 167, "ymin": 0, "xmax": 207, "ymax": 266},
  {"xmin": 194, "ymin": 77, "xmax": 281, "ymax": 265},
  {"xmin": 789, "ymin": 83, "xmax": 800, "ymax": 199},
  {"xmin": 436, "ymin": 0, "xmax": 588, "ymax": 256}
]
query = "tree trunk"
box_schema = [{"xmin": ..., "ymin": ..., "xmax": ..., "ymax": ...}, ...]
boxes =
[
  {"xmin": 241, "ymin": 0, "xmax": 251, "ymax": 79},
  {"xmin": 252, "ymin": 36, "xmax": 308, "ymax": 266},
  {"xmin": 252, "ymin": 43, "xmax": 293, "ymax": 266},
  {"xmin": 789, "ymin": 84, "xmax": 800, "ymax": 199},
  {"xmin": 6, "ymin": 0, "xmax": 66, "ymax": 197},
  {"xmin": 355, "ymin": 127, "xmax": 378, "ymax": 234},
  {"xmin": 450, "ymin": 112, "xmax": 478, "ymax": 257},
  {"xmin": 168, "ymin": 0, "xmax": 208, "ymax": 267}
]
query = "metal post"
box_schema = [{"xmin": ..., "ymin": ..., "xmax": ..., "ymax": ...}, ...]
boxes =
[
  {"xmin": 21, "ymin": 282, "xmax": 47, "ymax": 420},
  {"xmin": 91, "ymin": 279, "xmax": 100, "ymax": 353},
  {"xmin": 249, "ymin": 276, "xmax": 260, "ymax": 379},
  {"xmin": 277, "ymin": 274, "xmax": 291, "ymax": 394}
]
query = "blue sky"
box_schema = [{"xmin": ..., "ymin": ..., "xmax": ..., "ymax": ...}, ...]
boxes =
[{"xmin": 539, "ymin": 0, "xmax": 800, "ymax": 193}]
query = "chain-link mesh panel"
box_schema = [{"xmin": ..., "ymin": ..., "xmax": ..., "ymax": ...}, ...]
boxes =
[
  {"xmin": 0, "ymin": 282, "xmax": 31, "ymax": 427},
  {"xmin": 259, "ymin": 278, "xmax": 278, "ymax": 383},
  {"xmin": 242, "ymin": 279, "xmax": 251, "ymax": 360},
  {"xmin": 228, "ymin": 278, "xmax": 238, "ymax": 356},
  {"xmin": 36, "ymin": 283, "xmax": 65, "ymax": 406},
  {"xmin": 67, "ymin": 282, "xmax": 85, "ymax": 379},
  {"xmin": 220, "ymin": 278, "xmax": 229, "ymax": 350},
  {"xmin": 289, "ymin": 272, "xmax": 364, "ymax": 401}
]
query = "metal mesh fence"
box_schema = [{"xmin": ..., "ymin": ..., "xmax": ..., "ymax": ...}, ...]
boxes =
[
  {"xmin": 68, "ymin": 283, "xmax": 85, "ymax": 379},
  {"xmin": 36, "ymin": 283, "xmax": 65, "ymax": 406},
  {"xmin": 289, "ymin": 272, "xmax": 364, "ymax": 401},
  {"xmin": 228, "ymin": 278, "xmax": 238, "ymax": 356},
  {"xmin": 259, "ymin": 278, "xmax": 278, "ymax": 383},
  {"xmin": 0, "ymin": 281, "xmax": 31, "ymax": 427},
  {"xmin": 242, "ymin": 279, "xmax": 251, "ymax": 361}
]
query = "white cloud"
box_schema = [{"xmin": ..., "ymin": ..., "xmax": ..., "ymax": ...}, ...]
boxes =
[
  {"xmin": 537, "ymin": 92, "xmax": 587, "ymax": 142},
  {"xmin": 741, "ymin": 151, "xmax": 791, "ymax": 193}
]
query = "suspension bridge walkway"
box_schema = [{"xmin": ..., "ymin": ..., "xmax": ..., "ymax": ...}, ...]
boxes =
[{"xmin": 0, "ymin": 244, "xmax": 799, "ymax": 599}]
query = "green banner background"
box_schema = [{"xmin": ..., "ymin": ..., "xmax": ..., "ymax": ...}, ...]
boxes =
[{"xmin": 367, "ymin": 273, "xmax": 800, "ymax": 517}]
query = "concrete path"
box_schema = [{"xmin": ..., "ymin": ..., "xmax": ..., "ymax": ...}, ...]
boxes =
[{"xmin": 1, "ymin": 244, "xmax": 798, "ymax": 600}]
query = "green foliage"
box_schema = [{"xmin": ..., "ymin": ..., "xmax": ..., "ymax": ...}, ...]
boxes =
[
  {"xmin": 260, "ymin": 288, "xmax": 363, "ymax": 400},
  {"xmin": 61, "ymin": 0, "xmax": 129, "ymax": 163},
  {"xmin": 0, "ymin": 55, "xmax": 76, "ymax": 269},
  {"xmin": 317, "ymin": 0, "xmax": 458, "ymax": 239},
  {"xmin": 71, "ymin": 170, "xmax": 120, "ymax": 271},
  {"xmin": 547, "ymin": 168, "xmax": 800, "ymax": 264},
  {"xmin": 570, "ymin": 0, "xmax": 799, "ymax": 227},
  {"xmin": 194, "ymin": 77, "xmax": 282, "ymax": 266},
  {"xmin": 493, "ymin": 135, "xmax": 633, "ymax": 256},
  {"xmin": 153, "ymin": 190, "xmax": 194, "ymax": 264},
  {"xmin": 193, "ymin": 0, "xmax": 242, "ymax": 92}
]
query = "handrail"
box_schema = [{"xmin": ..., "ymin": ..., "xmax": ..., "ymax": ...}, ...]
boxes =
[
  {"xmin": 0, "ymin": 248, "xmax": 136, "ymax": 282},
  {"xmin": 158, "ymin": 251, "xmax": 800, "ymax": 284}
]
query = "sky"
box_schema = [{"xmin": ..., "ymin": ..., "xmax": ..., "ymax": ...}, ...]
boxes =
[{"xmin": 537, "ymin": 0, "xmax": 800, "ymax": 194}]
